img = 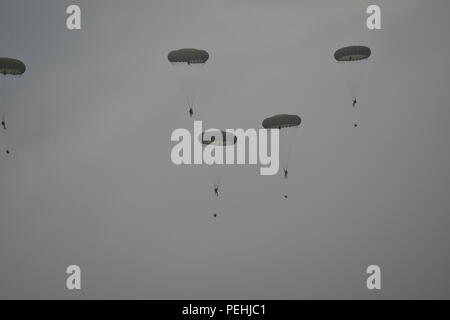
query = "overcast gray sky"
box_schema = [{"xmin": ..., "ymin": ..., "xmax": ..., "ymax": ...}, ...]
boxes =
[{"xmin": 1, "ymin": 0, "xmax": 450, "ymax": 299}]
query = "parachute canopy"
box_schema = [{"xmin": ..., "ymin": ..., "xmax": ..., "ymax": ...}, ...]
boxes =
[
  {"xmin": 168, "ymin": 49, "xmax": 209, "ymax": 64},
  {"xmin": 0, "ymin": 58, "xmax": 26, "ymax": 76},
  {"xmin": 201, "ymin": 130, "xmax": 237, "ymax": 146},
  {"xmin": 262, "ymin": 114, "xmax": 301, "ymax": 129},
  {"xmin": 334, "ymin": 46, "xmax": 371, "ymax": 62}
]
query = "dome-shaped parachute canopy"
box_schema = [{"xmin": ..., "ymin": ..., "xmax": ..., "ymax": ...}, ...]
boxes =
[
  {"xmin": 262, "ymin": 114, "xmax": 301, "ymax": 129},
  {"xmin": 334, "ymin": 46, "xmax": 371, "ymax": 62},
  {"xmin": 201, "ymin": 130, "xmax": 237, "ymax": 146},
  {"xmin": 0, "ymin": 58, "xmax": 26, "ymax": 76},
  {"xmin": 168, "ymin": 49, "xmax": 209, "ymax": 64}
]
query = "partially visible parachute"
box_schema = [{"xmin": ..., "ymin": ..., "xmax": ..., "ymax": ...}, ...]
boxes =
[
  {"xmin": 0, "ymin": 57, "xmax": 26, "ymax": 155},
  {"xmin": 334, "ymin": 46, "xmax": 371, "ymax": 107},
  {"xmin": 167, "ymin": 49, "xmax": 209, "ymax": 117},
  {"xmin": 201, "ymin": 130, "xmax": 238, "ymax": 146},
  {"xmin": 0, "ymin": 58, "xmax": 26, "ymax": 76},
  {"xmin": 263, "ymin": 114, "xmax": 301, "ymax": 199}
]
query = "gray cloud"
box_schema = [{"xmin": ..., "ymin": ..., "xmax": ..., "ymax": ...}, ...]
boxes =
[{"xmin": 1, "ymin": 0, "xmax": 450, "ymax": 299}]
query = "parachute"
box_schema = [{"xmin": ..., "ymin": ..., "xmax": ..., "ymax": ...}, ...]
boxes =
[
  {"xmin": 262, "ymin": 114, "xmax": 301, "ymax": 129},
  {"xmin": 0, "ymin": 57, "xmax": 26, "ymax": 120},
  {"xmin": 167, "ymin": 49, "xmax": 209, "ymax": 117},
  {"xmin": 334, "ymin": 46, "xmax": 371, "ymax": 62},
  {"xmin": 334, "ymin": 46, "xmax": 371, "ymax": 106},
  {"xmin": 200, "ymin": 129, "xmax": 237, "ymax": 202},
  {"xmin": 168, "ymin": 49, "xmax": 209, "ymax": 65},
  {"xmin": 263, "ymin": 114, "xmax": 301, "ymax": 199},
  {"xmin": 0, "ymin": 57, "xmax": 26, "ymax": 155},
  {"xmin": 200, "ymin": 129, "xmax": 237, "ymax": 217}
]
